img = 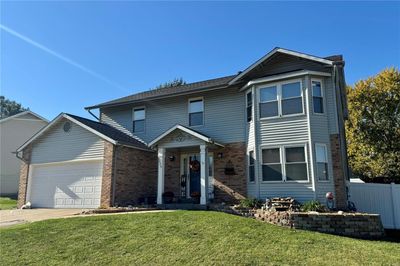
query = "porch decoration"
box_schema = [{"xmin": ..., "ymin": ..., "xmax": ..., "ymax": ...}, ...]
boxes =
[
  {"xmin": 189, "ymin": 159, "xmax": 200, "ymax": 172},
  {"xmin": 325, "ymin": 192, "xmax": 335, "ymax": 210}
]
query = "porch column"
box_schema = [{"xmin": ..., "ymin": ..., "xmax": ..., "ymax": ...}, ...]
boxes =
[
  {"xmin": 200, "ymin": 144, "xmax": 208, "ymax": 205},
  {"xmin": 157, "ymin": 147, "xmax": 165, "ymax": 204}
]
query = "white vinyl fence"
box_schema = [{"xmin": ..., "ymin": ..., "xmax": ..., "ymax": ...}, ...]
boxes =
[{"xmin": 348, "ymin": 182, "xmax": 400, "ymax": 229}]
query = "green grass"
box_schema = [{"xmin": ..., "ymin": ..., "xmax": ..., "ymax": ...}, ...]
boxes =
[
  {"xmin": 0, "ymin": 211, "xmax": 399, "ymax": 265},
  {"xmin": 0, "ymin": 197, "xmax": 17, "ymax": 210}
]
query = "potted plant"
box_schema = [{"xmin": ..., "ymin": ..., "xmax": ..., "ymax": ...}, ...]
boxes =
[
  {"xmin": 162, "ymin": 191, "xmax": 174, "ymax": 204},
  {"xmin": 190, "ymin": 191, "xmax": 201, "ymax": 204}
]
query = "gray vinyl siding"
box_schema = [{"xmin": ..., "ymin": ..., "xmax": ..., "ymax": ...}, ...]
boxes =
[
  {"xmin": 101, "ymin": 86, "xmax": 246, "ymax": 144},
  {"xmin": 31, "ymin": 118, "xmax": 104, "ymax": 164},
  {"xmin": 324, "ymin": 76, "xmax": 339, "ymax": 134},
  {"xmin": 309, "ymin": 76, "xmax": 335, "ymax": 202},
  {"xmin": 252, "ymin": 77, "xmax": 314, "ymax": 202}
]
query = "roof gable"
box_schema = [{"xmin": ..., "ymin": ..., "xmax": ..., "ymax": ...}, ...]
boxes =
[
  {"xmin": 0, "ymin": 111, "xmax": 48, "ymax": 124},
  {"xmin": 17, "ymin": 113, "xmax": 151, "ymax": 152},
  {"xmin": 148, "ymin": 124, "xmax": 223, "ymax": 148},
  {"xmin": 229, "ymin": 48, "xmax": 334, "ymax": 85}
]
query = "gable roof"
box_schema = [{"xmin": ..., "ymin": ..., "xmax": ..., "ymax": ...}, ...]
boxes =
[
  {"xmin": 148, "ymin": 124, "xmax": 224, "ymax": 148},
  {"xmin": 17, "ymin": 113, "xmax": 151, "ymax": 152},
  {"xmin": 85, "ymin": 75, "xmax": 236, "ymax": 110},
  {"xmin": 86, "ymin": 47, "xmax": 340, "ymax": 110},
  {"xmin": 228, "ymin": 47, "xmax": 334, "ymax": 85},
  {"xmin": 0, "ymin": 111, "xmax": 49, "ymax": 124}
]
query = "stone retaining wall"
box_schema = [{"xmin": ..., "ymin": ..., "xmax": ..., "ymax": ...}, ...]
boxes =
[{"xmin": 255, "ymin": 210, "xmax": 384, "ymax": 238}]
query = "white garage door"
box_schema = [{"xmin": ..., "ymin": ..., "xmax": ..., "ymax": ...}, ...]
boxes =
[{"xmin": 28, "ymin": 160, "xmax": 103, "ymax": 208}]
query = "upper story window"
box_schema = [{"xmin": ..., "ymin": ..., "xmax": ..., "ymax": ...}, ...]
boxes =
[
  {"xmin": 246, "ymin": 92, "xmax": 253, "ymax": 122},
  {"xmin": 312, "ymin": 80, "xmax": 324, "ymax": 114},
  {"xmin": 248, "ymin": 151, "xmax": 255, "ymax": 182},
  {"xmin": 262, "ymin": 145, "xmax": 308, "ymax": 182},
  {"xmin": 132, "ymin": 108, "xmax": 145, "ymax": 133},
  {"xmin": 189, "ymin": 98, "xmax": 204, "ymax": 126},
  {"xmin": 316, "ymin": 144, "xmax": 329, "ymax": 181},
  {"xmin": 259, "ymin": 81, "xmax": 303, "ymax": 118}
]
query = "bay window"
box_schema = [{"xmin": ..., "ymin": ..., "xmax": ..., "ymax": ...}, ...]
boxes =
[
  {"xmin": 312, "ymin": 80, "xmax": 324, "ymax": 113},
  {"xmin": 262, "ymin": 145, "xmax": 308, "ymax": 182},
  {"xmin": 246, "ymin": 92, "xmax": 253, "ymax": 122},
  {"xmin": 248, "ymin": 151, "xmax": 255, "ymax": 182},
  {"xmin": 259, "ymin": 80, "xmax": 303, "ymax": 118},
  {"xmin": 316, "ymin": 144, "xmax": 329, "ymax": 181}
]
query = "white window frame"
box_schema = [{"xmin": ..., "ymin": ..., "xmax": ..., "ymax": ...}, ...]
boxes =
[
  {"xmin": 248, "ymin": 150, "xmax": 255, "ymax": 183},
  {"xmin": 315, "ymin": 143, "xmax": 329, "ymax": 182},
  {"xmin": 261, "ymin": 143, "xmax": 309, "ymax": 183},
  {"xmin": 132, "ymin": 106, "xmax": 146, "ymax": 133},
  {"xmin": 311, "ymin": 78, "xmax": 325, "ymax": 115},
  {"xmin": 188, "ymin": 97, "xmax": 204, "ymax": 127},
  {"xmin": 258, "ymin": 79, "xmax": 304, "ymax": 120}
]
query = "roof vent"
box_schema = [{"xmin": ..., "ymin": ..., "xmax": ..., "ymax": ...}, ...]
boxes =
[{"xmin": 63, "ymin": 121, "xmax": 71, "ymax": 132}]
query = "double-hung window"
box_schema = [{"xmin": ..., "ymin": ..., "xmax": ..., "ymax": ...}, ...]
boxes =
[
  {"xmin": 189, "ymin": 98, "xmax": 204, "ymax": 126},
  {"xmin": 285, "ymin": 147, "xmax": 308, "ymax": 181},
  {"xmin": 281, "ymin": 82, "xmax": 303, "ymax": 115},
  {"xmin": 132, "ymin": 108, "xmax": 145, "ymax": 133},
  {"xmin": 246, "ymin": 92, "xmax": 253, "ymax": 122},
  {"xmin": 259, "ymin": 80, "xmax": 303, "ymax": 118},
  {"xmin": 262, "ymin": 148, "xmax": 282, "ymax": 181},
  {"xmin": 259, "ymin": 86, "xmax": 279, "ymax": 118},
  {"xmin": 312, "ymin": 80, "xmax": 324, "ymax": 113},
  {"xmin": 316, "ymin": 144, "xmax": 329, "ymax": 181},
  {"xmin": 248, "ymin": 151, "xmax": 255, "ymax": 182},
  {"xmin": 262, "ymin": 145, "xmax": 308, "ymax": 182}
]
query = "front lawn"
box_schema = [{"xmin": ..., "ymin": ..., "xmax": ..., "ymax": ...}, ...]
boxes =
[
  {"xmin": 0, "ymin": 197, "xmax": 17, "ymax": 210},
  {"xmin": 0, "ymin": 211, "xmax": 399, "ymax": 265}
]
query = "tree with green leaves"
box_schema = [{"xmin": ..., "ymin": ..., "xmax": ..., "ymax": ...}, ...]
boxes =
[
  {"xmin": 154, "ymin": 78, "xmax": 186, "ymax": 90},
  {"xmin": 346, "ymin": 68, "xmax": 400, "ymax": 183},
  {"xmin": 0, "ymin": 96, "xmax": 29, "ymax": 119}
]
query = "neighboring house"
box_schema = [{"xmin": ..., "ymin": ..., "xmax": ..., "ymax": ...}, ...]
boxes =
[
  {"xmin": 16, "ymin": 47, "xmax": 349, "ymax": 210},
  {"xmin": 0, "ymin": 111, "xmax": 48, "ymax": 196}
]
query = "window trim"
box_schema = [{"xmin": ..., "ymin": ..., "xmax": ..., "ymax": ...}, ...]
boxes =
[
  {"xmin": 248, "ymin": 150, "xmax": 255, "ymax": 183},
  {"xmin": 132, "ymin": 106, "xmax": 146, "ymax": 133},
  {"xmin": 315, "ymin": 143, "xmax": 330, "ymax": 182},
  {"xmin": 311, "ymin": 78, "xmax": 325, "ymax": 115},
  {"xmin": 188, "ymin": 97, "xmax": 204, "ymax": 127},
  {"xmin": 258, "ymin": 79, "xmax": 305, "ymax": 120},
  {"xmin": 261, "ymin": 143, "xmax": 309, "ymax": 183},
  {"xmin": 246, "ymin": 91, "xmax": 253, "ymax": 123}
]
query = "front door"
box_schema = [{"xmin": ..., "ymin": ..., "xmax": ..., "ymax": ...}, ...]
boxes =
[{"xmin": 189, "ymin": 155, "xmax": 201, "ymax": 197}]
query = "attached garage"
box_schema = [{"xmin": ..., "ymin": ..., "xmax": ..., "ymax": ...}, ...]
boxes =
[
  {"xmin": 16, "ymin": 113, "xmax": 154, "ymax": 209},
  {"xmin": 28, "ymin": 160, "xmax": 103, "ymax": 208}
]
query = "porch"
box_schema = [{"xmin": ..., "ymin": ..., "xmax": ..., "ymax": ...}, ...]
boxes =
[{"xmin": 149, "ymin": 125, "xmax": 223, "ymax": 206}]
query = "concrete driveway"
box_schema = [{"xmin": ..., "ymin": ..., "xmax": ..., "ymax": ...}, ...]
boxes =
[{"xmin": 0, "ymin": 208, "xmax": 82, "ymax": 227}]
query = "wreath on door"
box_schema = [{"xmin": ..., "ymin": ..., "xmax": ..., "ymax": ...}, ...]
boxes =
[{"xmin": 189, "ymin": 160, "xmax": 200, "ymax": 172}]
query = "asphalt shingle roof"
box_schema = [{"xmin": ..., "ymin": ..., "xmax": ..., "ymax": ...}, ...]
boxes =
[
  {"xmin": 85, "ymin": 75, "xmax": 237, "ymax": 109},
  {"xmin": 66, "ymin": 113, "xmax": 151, "ymax": 151}
]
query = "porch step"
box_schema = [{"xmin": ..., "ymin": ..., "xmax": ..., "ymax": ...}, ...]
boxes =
[{"xmin": 157, "ymin": 204, "xmax": 207, "ymax": 210}]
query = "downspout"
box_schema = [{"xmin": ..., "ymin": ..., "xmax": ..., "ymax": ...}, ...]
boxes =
[{"xmin": 87, "ymin": 109, "xmax": 100, "ymax": 121}]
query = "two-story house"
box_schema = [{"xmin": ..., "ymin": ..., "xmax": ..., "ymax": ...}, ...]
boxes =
[{"xmin": 16, "ymin": 48, "xmax": 349, "ymax": 210}]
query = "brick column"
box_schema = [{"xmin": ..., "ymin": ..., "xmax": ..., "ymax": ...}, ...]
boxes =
[
  {"xmin": 100, "ymin": 141, "xmax": 115, "ymax": 208},
  {"xmin": 330, "ymin": 134, "xmax": 347, "ymax": 209},
  {"xmin": 17, "ymin": 145, "xmax": 32, "ymax": 208}
]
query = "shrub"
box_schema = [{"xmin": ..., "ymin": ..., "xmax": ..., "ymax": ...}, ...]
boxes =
[
  {"xmin": 300, "ymin": 200, "xmax": 327, "ymax": 212},
  {"xmin": 239, "ymin": 198, "xmax": 263, "ymax": 209}
]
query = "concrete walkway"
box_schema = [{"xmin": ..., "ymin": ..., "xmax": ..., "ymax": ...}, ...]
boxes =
[{"xmin": 0, "ymin": 209, "xmax": 174, "ymax": 228}]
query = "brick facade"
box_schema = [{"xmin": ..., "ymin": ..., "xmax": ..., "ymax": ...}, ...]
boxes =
[
  {"xmin": 330, "ymin": 134, "xmax": 348, "ymax": 209},
  {"xmin": 213, "ymin": 142, "xmax": 247, "ymax": 203},
  {"xmin": 100, "ymin": 141, "xmax": 115, "ymax": 208},
  {"xmin": 112, "ymin": 146, "xmax": 157, "ymax": 206},
  {"xmin": 164, "ymin": 150, "xmax": 181, "ymax": 197},
  {"xmin": 17, "ymin": 145, "xmax": 32, "ymax": 208}
]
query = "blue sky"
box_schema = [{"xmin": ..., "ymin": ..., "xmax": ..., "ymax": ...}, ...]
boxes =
[{"xmin": 1, "ymin": 1, "xmax": 399, "ymax": 120}]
